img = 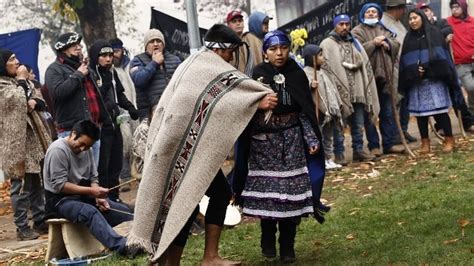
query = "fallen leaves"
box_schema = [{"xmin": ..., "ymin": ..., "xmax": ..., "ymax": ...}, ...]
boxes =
[
  {"xmin": 443, "ymin": 238, "xmax": 459, "ymax": 245},
  {"xmin": 0, "ymin": 247, "xmax": 46, "ymax": 264},
  {"xmin": 349, "ymin": 208, "xmax": 360, "ymax": 216},
  {"xmin": 0, "ymin": 182, "xmax": 12, "ymax": 217},
  {"xmin": 0, "ymin": 207, "xmax": 10, "ymax": 216},
  {"xmin": 367, "ymin": 170, "xmax": 380, "ymax": 178},
  {"xmin": 346, "ymin": 234, "xmax": 356, "ymax": 240},
  {"xmin": 458, "ymin": 218, "xmax": 471, "ymax": 237}
]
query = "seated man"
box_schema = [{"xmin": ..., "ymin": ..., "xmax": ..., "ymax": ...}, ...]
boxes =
[{"xmin": 43, "ymin": 120, "xmax": 135, "ymax": 255}]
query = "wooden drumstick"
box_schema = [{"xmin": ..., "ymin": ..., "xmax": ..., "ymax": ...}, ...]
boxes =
[{"xmin": 109, "ymin": 178, "xmax": 137, "ymax": 191}]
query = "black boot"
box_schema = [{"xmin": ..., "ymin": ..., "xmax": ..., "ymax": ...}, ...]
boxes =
[
  {"xmin": 260, "ymin": 219, "xmax": 277, "ymax": 258},
  {"xmin": 278, "ymin": 219, "xmax": 297, "ymax": 263},
  {"xmin": 404, "ymin": 131, "xmax": 418, "ymax": 143}
]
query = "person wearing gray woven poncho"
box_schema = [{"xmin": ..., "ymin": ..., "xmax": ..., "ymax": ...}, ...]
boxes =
[{"xmin": 127, "ymin": 24, "xmax": 277, "ymax": 265}]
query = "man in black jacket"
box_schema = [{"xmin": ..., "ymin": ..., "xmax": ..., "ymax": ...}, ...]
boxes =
[
  {"xmin": 45, "ymin": 32, "xmax": 112, "ymax": 165},
  {"xmin": 89, "ymin": 40, "xmax": 140, "ymax": 202}
]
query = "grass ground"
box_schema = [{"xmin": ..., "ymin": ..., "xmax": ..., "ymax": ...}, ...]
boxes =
[{"xmin": 28, "ymin": 137, "xmax": 474, "ymax": 265}]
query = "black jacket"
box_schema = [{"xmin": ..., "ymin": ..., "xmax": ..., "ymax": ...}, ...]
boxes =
[
  {"xmin": 432, "ymin": 18, "xmax": 453, "ymax": 39},
  {"xmin": 45, "ymin": 58, "xmax": 112, "ymax": 130},
  {"xmin": 95, "ymin": 67, "xmax": 137, "ymax": 122}
]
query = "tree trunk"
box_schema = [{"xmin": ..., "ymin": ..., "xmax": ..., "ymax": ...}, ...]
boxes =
[
  {"xmin": 243, "ymin": 0, "xmax": 251, "ymax": 15},
  {"xmin": 73, "ymin": 0, "xmax": 117, "ymax": 48}
]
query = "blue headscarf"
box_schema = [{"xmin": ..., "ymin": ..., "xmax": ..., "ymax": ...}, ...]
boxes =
[
  {"xmin": 333, "ymin": 14, "xmax": 350, "ymax": 27},
  {"xmin": 249, "ymin": 11, "xmax": 271, "ymax": 39},
  {"xmin": 330, "ymin": 14, "xmax": 363, "ymax": 52},
  {"xmin": 359, "ymin": 3, "xmax": 384, "ymax": 24},
  {"xmin": 262, "ymin": 30, "xmax": 290, "ymax": 52},
  {"xmin": 358, "ymin": 3, "xmax": 397, "ymax": 37}
]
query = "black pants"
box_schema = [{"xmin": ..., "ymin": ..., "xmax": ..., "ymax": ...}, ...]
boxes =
[
  {"xmin": 172, "ymin": 170, "xmax": 232, "ymax": 247},
  {"xmin": 416, "ymin": 113, "xmax": 453, "ymax": 139},
  {"xmin": 98, "ymin": 127, "xmax": 123, "ymax": 200},
  {"xmin": 261, "ymin": 218, "xmax": 298, "ymax": 252}
]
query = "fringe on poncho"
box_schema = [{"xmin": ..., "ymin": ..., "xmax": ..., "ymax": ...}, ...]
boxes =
[{"xmin": 127, "ymin": 49, "xmax": 272, "ymax": 262}]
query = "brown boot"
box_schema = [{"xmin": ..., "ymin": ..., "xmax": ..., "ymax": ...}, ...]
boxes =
[
  {"xmin": 419, "ymin": 138, "xmax": 430, "ymax": 154},
  {"xmin": 442, "ymin": 136, "xmax": 455, "ymax": 153}
]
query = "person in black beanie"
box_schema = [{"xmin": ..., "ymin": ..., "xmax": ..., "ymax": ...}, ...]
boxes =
[
  {"xmin": 88, "ymin": 39, "xmax": 139, "ymax": 202},
  {"xmin": 45, "ymin": 32, "xmax": 113, "ymax": 166}
]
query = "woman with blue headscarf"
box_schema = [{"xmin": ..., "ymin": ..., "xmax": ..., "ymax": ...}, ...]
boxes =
[
  {"xmin": 232, "ymin": 30, "xmax": 327, "ymax": 263},
  {"xmin": 351, "ymin": 2, "xmax": 403, "ymax": 156}
]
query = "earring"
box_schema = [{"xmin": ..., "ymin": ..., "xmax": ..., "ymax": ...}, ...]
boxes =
[{"xmin": 264, "ymin": 56, "xmax": 269, "ymax": 63}]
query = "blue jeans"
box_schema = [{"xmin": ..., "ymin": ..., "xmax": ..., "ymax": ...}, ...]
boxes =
[
  {"xmin": 399, "ymin": 97, "xmax": 410, "ymax": 133},
  {"xmin": 349, "ymin": 103, "xmax": 368, "ymax": 151},
  {"xmin": 58, "ymin": 130, "xmax": 100, "ymax": 167},
  {"xmin": 333, "ymin": 122, "xmax": 345, "ymax": 156},
  {"xmin": 365, "ymin": 91, "xmax": 398, "ymax": 151},
  {"xmin": 56, "ymin": 198, "xmax": 132, "ymax": 251},
  {"xmin": 10, "ymin": 174, "xmax": 45, "ymax": 230}
]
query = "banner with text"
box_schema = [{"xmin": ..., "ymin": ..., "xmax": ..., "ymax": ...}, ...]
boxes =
[{"xmin": 278, "ymin": 0, "xmax": 383, "ymax": 45}]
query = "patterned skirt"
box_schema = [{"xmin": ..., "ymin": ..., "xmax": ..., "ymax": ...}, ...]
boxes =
[
  {"xmin": 408, "ymin": 79, "xmax": 452, "ymax": 117},
  {"xmin": 241, "ymin": 113, "xmax": 313, "ymax": 220}
]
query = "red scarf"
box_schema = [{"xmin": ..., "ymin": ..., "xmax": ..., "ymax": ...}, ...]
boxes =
[{"xmin": 84, "ymin": 79, "xmax": 100, "ymax": 124}]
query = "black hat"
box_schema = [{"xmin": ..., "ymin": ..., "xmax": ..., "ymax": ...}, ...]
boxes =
[
  {"xmin": 109, "ymin": 38, "xmax": 124, "ymax": 49},
  {"xmin": 54, "ymin": 32, "xmax": 82, "ymax": 52},
  {"xmin": 0, "ymin": 48, "xmax": 14, "ymax": 76},
  {"xmin": 204, "ymin": 24, "xmax": 242, "ymax": 49}
]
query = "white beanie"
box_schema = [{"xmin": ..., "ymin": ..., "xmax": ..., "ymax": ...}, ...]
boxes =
[{"xmin": 144, "ymin": 29, "xmax": 165, "ymax": 50}]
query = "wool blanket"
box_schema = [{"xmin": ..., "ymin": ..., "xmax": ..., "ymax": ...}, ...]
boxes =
[
  {"xmin": 320, "ymin": 36, "xmax": 380, "ymax": 122},
  {"xmin": 127, "ymin": 49, "xmax": 272, "ymax": 261}
]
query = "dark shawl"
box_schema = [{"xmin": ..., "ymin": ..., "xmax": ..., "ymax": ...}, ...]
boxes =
[
  {"xmin": 232, "ymin": 58, "xmax": 327, "ymax": 220},
  {"xmin": 399, "ymin": 9, "xmax": 463, "ymax": 107}
]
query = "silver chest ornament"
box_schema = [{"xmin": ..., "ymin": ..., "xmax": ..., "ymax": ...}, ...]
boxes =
[{"xmin": 273, "ymin": 73, "xmax": 291, "ymax": 106}]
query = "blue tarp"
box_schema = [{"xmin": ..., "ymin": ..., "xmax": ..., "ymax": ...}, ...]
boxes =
[{"xmin": 0, "ymin": 28, "xmax": 41, "ymax": 81}]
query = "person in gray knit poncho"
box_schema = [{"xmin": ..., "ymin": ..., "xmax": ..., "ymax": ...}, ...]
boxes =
[
  {"xmin": 320, "ymin": 14, "xmax": 380, "ymax": 163},
  {"xmin": 128, "ymin": 24, "xmax": 277, "ymax": 265}
]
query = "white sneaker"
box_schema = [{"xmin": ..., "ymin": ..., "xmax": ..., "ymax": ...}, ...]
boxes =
[
  {"xmin": 325, "ymin": 160, "xmax": 336, "ymax": 170},
  {"xmin": 325, "ymin": 159, "xmax": 342, "ymax": 170},
  {"xmin": 328, "ymin": 159, "xmax": 342, "ymax": 169}
]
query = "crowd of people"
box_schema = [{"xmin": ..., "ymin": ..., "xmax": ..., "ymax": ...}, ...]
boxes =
[{"xmin": 0, "ymin": 0, "xmax": 473, "ymax": 264}]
